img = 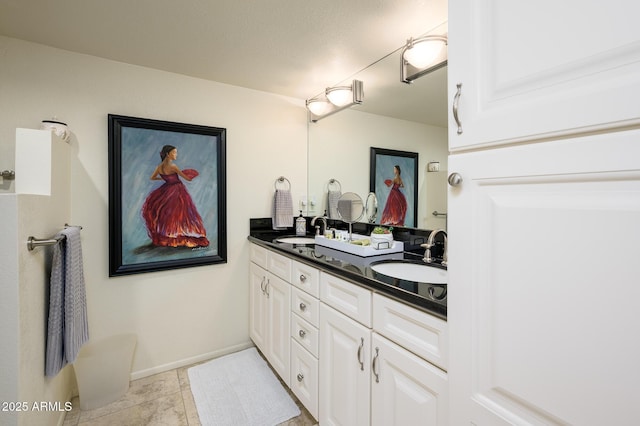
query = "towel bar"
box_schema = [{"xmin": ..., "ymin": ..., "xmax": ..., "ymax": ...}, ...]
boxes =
[{"xmin": 27, "ymin": 224, "xmax": 82, "ymax": 251}]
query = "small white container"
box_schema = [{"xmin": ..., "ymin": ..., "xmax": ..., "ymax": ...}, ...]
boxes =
[
  {"xmin": 40, "ymin": 119, "xmax": 70, "ymax": 142},
  {"xmin": 370, "ymin": 232, "xmax": 394, "ymax": 249}
]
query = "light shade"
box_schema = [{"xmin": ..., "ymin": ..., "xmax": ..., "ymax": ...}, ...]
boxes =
[
  {"xmin": 306, "ymin": 80, "xmax": 363, "ymax": 122},
  {"xmin": 326, "ymin": 86, "xmax": 353, "ymax": 106},
  {"xmin": 306, "ymin": 98, "xmax": 332, "ymax": 116},
  {"xmin": 401, "ymin": 35, "xmax": 448, "ymax": 83}
]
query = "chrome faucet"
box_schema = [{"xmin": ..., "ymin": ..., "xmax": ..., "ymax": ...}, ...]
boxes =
[
  {"xmin": 311, "ymin": 216, "xmax": 328, "ymax": 235},
  {"xmin": 421, "ymin": 229, "xmax": 447, "ymax": 266}
]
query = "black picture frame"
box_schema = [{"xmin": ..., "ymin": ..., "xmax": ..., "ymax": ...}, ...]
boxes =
[
  {"xmin": 369, "ymin": 147, "xmax": 419, "ymax": 228},
  {"xmin": 108, "ymin": 114, "xmax": 227, "ymax": 276}
]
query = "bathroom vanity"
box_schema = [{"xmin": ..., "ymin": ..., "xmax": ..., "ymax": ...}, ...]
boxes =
[{"xmin": 248, "ymin": 222, "xmax": 448, "ymax": 425}]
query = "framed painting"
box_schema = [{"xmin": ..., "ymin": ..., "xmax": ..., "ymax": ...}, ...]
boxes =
[
  {"xmin": 108, "ymin": 114, "xmax": 227, "ymax": 276},
  {"xmin": 369, "ymin": 147, "xmax": 418, "ymax": 228}
]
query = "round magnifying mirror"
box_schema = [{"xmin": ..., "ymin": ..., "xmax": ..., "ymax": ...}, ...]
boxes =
[
  {"xmin": 365, "ymin": 192, "xmax": 377, "ymax": 223},
  {"xmin": 337, "ymin": 192, "xmax": 365, "ymax": 242},
  {"xmin": 337, "ymin": 192, "xmax": 365, "ymax": 223}
]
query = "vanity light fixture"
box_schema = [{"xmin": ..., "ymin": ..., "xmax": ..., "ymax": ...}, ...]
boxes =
[
  {"xmin": 306, "ymin": 79, "xmax": 364, "ymax": 122},
  {"xmin": 401, "ymin": 34, "xmax": 448, "ymax": 83}
]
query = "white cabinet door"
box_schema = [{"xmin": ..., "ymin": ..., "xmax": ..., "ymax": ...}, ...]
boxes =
[
  {"xmin": 249, "ymin": 262, "xmax": 268, "ymax": 353},
  {"xmin": 371, "ymin": 333, "xmax": 448, "ymax": 426},
  {"xmin": 448, "ymin": 131, "xmax": 640, "ymax": 425},
  {"xmin": 266, "ymin": 272, "xmax": 291, "ymax": 386},
  {"xmin": 448, "ymin": 0, "xmax": 640, "ymax": 151},
  {"xmin": 320, "ymin": 303, "xmax": 371, "ymax": 426}
]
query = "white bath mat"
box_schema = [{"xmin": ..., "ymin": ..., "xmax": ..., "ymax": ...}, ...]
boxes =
[{"xmin": 188, "ymin": 347, "xmax": 300, "ymax": 426}]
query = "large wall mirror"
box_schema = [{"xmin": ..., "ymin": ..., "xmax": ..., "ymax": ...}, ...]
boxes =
[{"xmin": 307, "ymin": 21, "xmax": 449, "ymax": 231}]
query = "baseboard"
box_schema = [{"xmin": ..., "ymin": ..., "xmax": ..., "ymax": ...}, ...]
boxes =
[{"xmin": 129, "ymin": 341, "xmax": 254, "ymax": 381}]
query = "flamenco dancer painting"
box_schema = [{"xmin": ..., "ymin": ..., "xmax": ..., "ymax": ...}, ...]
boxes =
[
  {"xmin": 141, "ymin": 144, "xmax": 209, "ymax": 248},
  {"xmin": 380, "ymin": 165, "xmax": 408, "ymax": 226}
]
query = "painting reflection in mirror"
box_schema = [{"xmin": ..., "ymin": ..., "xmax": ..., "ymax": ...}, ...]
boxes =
[{"xmin": 370, "ymin": 147, "xmax": 418, "ymax": 228}]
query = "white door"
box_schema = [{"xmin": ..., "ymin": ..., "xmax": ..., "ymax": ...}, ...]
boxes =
[
  {"xmin": 447, "ymin": 132, "xmax": 640, "ymax": 425},
  {"xmin": 448, "ymin": 0, "xmax": 640, "ymax": 151},
  {"xmin": 266, "ymin": 272, "xmax": 291, "ymax": 386},
  {"xmin": 319, "ymin": 303, "xmax": 371, "ymax": 426},
  {"xmin": 249, "ymin": 262, "xmax": 268, "ymax": 353},
  {"xmin": 371, "ymin": 333, "xmax": 448, "ymax": 426}
]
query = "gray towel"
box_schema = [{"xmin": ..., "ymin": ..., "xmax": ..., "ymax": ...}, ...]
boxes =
[
  {"xmin": 272, "ymin": 189, "xmax": 293, "ymax": 229},
  {"xmin": 328, "ymin": 190, "xmax": 341, "ymax": 219},
  {"xmin": 45, "ymin": 227, "xmax": 89, "ymax": 377}
]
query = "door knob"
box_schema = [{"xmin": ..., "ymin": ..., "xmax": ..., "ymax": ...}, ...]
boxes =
[{"xmin": 448, "ymin": 172, "xmax": 463, "ymax": 187}]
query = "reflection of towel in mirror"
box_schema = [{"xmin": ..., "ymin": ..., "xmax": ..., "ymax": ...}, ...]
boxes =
[
  {"xmin": 328, "ymin": 190, "xmax": 342, "ymax": 219},
  {"xmin": 337, "ymin": 199, "xmax": 353, "ymax": 221},
  {"xmin": 272, "ymin": 189, "xmax": 293, "ymax": 229},
  {"xmin": 45, "ymin": 226, "xmax": 89, "ymax": 377}
]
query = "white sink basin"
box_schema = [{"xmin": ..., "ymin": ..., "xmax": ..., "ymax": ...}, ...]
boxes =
[
  {"xmin": 370, "ymin": 261, "xmax": 447, "ymax": 284},
  {"xmin": 275, "ymin": 236, "xmax": 316, "ymax": 245}
]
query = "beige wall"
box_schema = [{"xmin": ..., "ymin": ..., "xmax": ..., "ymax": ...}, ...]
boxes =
[{"xmin": 0, "ymin": 34, "xmax": 308, "ymax": 394}]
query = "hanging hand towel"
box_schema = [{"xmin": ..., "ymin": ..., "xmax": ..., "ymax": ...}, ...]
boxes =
[
  {"xmin": 45, "ymin": 226, "xmax": 89, "ymax": 377},
  {"xmin": 272, "ymin": 189, "xmax": 293, "ymax": 230},
  {"xmin": 328, "ymin": 190, "xmax": 342, "ymax": 219}
]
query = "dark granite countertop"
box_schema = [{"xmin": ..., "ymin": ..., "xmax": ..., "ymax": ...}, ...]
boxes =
[{"xmin": 248, "ymin": 223, "xmax": 447, "ymax": 320}]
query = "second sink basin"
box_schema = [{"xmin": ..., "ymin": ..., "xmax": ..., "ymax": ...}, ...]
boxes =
[
  {"xmin": 370, "ymin": 261, "xmax": 447, "ymax": 284},
  {"xmin": 275, "ymin": 236, "xmax": 316, "ymax": 245}
]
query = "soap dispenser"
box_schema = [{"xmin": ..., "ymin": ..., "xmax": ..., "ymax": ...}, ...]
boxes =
[{"xmin": 295, "ymin": 210, "xmax": 306, "ymax": 236}]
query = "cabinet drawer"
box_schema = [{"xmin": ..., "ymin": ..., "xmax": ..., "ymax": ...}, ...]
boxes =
[
  {"xmin": 249, "ymin": 243, "xmax": 268, "ymax": 269},
  {"xmin": 290, "ymin": 340, "xmax": 318, "ymax": 421},
  {"xmin": 320, "ymin": 272, "xmax": 372, "ymax": 327},
  {"xmin": 267, "ymin": 250, "xmax": 292, "ymax": 282},
  {"xmin": 291, "ymin": 260, "xmax": 320, "ymax": 298},
  {"xmin": 291, "ymin": 287, "xmax": 319, "ymax": 328},
  {"xmin": 373, "ymin": 293, "xmax": 448, "ymax": 371},
  {"xmin": 291, "ymin": 313, "xmax": 319, "ymax": 357}
]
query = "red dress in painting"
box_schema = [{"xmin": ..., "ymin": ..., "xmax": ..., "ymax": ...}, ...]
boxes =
[
  {"xmin": 141, "ymin": 169, "xmax": 209, "ymax": 247},
  {"xmin": 380, "ymin": 179, "xmax": 407, "ymax": 226}
]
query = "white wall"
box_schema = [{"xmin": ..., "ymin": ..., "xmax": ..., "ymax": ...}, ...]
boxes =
[
  {"xmin": 0, "ymin": 195, "xmax": 19, "ymax": 426},
  {"xmin": 0, "ymin": 34, "xmax": 308, "ymax": 393}
]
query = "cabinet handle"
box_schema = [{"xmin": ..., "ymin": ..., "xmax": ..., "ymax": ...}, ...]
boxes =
[
  {"xmin": 260, "ymin": 277, "xmax": 266, "ymax": 294},
  {"xmin": 357, "ymin": 337, "xmax": 364, "ymax": 371},
  {"xmin": 299, "ymin": 302, "xmax": 307, "ymax": 311},
  {"xmin": 297, "ymin": 373, "xmax": 304, "ymax": 382},
  {"xmin": 448, "ymin": 172, "xmax": 463, "ymax": 187},
  {"xmin": 298, "ymin": 329, "xmax": 306, "ymax": 338},
  {"xmin": 372, "ymin": 347, "xmax": 380, "ymax": 383},
  {"xmin": 265, "ymin": 279, "xmax": 270, "ymax": 297},
  {"xmin": 453, "ymin": 82, "xmax": 463, "ymax": 135},
  {"xmin": 300, "ymin": 274, "xmax": 307, "ymax": 282}
]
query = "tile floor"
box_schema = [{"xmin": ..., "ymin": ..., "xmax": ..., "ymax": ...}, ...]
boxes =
[{"xmin": 62, "ymin": 351, "xmax": 318, "ymax": 426}]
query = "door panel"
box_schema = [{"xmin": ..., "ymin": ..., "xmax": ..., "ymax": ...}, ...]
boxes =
[
  {"xmin": 320, "ymin": 303, "xmax": 371, "ymax": 426},
  {"xmin": 448, "ymin": 131, "xmax": 640, "ymax": 425}
]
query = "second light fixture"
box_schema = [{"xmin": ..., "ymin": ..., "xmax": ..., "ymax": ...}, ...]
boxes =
[{"xmin": 306, "ymin": 80, "xmax": 363, "ymax": 122}]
